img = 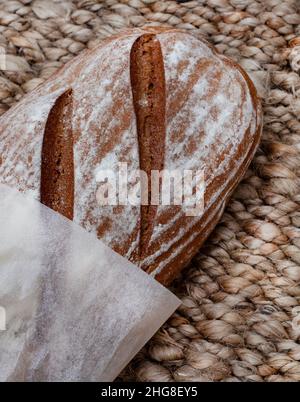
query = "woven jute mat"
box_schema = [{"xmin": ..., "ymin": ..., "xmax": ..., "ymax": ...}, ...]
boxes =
[{"xmin": 0, "ymin": 0, "xmax": 300, "ymax": 382}]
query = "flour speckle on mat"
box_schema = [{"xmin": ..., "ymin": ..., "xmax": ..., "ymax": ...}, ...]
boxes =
[{"xmin": 0, "ymin": 0, "xmax": 299, "ymax": 382}]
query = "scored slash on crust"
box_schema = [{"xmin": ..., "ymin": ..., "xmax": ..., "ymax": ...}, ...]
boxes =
[
  {"xmin": 41, "ymin": 89, "xmax": 74, "ymax": 220},
  {"xmin": 130, "ymin": 34, "xmax": 167, "ymax": 262}
]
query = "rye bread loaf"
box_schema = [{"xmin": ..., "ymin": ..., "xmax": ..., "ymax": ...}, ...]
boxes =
[{"xmin": 0, "ymin": 27, "xmax": 262, "ymax": 285}]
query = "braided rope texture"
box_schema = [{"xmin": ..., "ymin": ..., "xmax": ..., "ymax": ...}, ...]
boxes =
[{"xmin": 0, "ymin": 0, "xmax": 299, "ymax": 382}]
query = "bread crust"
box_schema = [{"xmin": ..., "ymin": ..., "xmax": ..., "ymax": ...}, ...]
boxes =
[
  {"xmin": 0, "ymin": 27, "xmax": 262, "ymax": 284},
  {"xmin": 41, "ymin": 89, "xmax": 74, "ymax": 220}
]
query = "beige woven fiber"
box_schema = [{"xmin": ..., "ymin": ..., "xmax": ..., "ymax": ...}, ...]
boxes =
[{"xmin": 0, "ymin": 0, "xmax": 300, "ymax": 382}]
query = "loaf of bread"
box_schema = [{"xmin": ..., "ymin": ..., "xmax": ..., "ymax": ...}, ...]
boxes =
[{"xmin": 0, "ymin": 27, "xmax": 262, "ymax": 284}]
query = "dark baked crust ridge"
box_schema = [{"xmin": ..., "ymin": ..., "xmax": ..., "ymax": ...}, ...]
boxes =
[
  {"xmin": 130, "ymin": 34, "xmax": 166, "ymax": 262},
  {"xmin": 40, "ymin": 89, "xmax": 74, "ymax": 220}
]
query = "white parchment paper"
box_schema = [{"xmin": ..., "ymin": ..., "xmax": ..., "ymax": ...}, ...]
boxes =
[{"xmin": 0, "ymin": 184, "xmax": 180, "ymax": 382}]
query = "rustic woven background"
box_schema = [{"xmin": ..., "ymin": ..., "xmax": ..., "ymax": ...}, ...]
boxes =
[{"xmin": 0, "ymin": 0, "xmax": 300, "ymax": 382}]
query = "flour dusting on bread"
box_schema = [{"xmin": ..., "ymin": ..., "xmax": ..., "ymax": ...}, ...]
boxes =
[{"xmin": 0, "ymin": 27, "xmax": 262, "ymax": 284}]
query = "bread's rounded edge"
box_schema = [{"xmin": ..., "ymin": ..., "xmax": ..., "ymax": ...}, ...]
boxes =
[{"xmin": 153, "ymin": 49, "xmax": 263, "ymax": 285}]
